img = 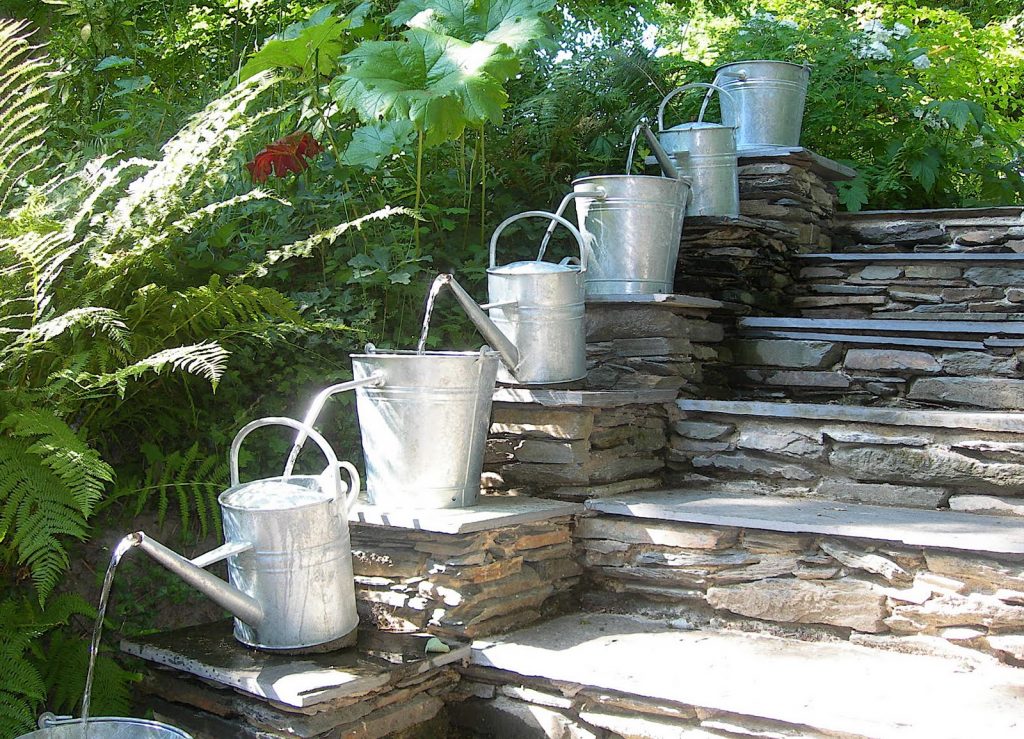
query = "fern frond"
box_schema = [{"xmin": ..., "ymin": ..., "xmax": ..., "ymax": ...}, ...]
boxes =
[
  {"xmin": 165, "ymin": 275, "xmax": 303, "ymax": 336},
  {"xmin": 169, "ymin": 188, "xmax": 289, "ymax": 234},
  {"xmin": 0, "ymin": 18, "xmax": 50, "ymax": 213},
  {"xmin": 251, "ymin": 205, "xmax": 411, "ymax": 277},
  {"xmin": 0, "ymin": 637, "xmax": 45, "ymax": 736},
  {"xmin": 3, "ymin": 409, "xmax": 114, "ymax": 516},
  {"xmin": 80, "ymin": 342, "xmax": 230, "ymax": 397},
  {"xmin": 0, "ymin": 437, "xmax": 89, "ymax": 602}
]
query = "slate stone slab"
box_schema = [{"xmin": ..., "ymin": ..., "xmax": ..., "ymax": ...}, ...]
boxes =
[
  {"xmin": 471, "ymin": 613, "xmax": 1024, "ymax": 739},
  {"xmin": 351, "ymin": 495, "xmax": 582, "ymax": 534},
  {"xmin": 739, "ymin": 316, "xmax": 1024, "ymax": 335},
  {"xmin": 584, "ymin": 293, "xmax": 726, "ymax": 311},
  {"xmin": 801, "ymin": 252, "xmax": 1024, "ymax": 262},
  {"xmin": 676, "ymin": 397, "xmax": 1024, "ymax": 434},
  {"xmin": 493, "ymin": 388, "xmax": 678, "ymax": 407},
  {"xmin": 121, "ymin": 621, "xmax": 469, "ymax": 708},
  {"xmin": 585, "ymin": 489, "xmax": 1024, "ymax": 554}
]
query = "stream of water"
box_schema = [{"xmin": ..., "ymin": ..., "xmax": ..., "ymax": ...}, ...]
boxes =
[
  {"xmin": 79, "ymin": 534, "xmax": 138, "ymax": 738},
  {"xmin": 416, "ymin": 274, "xmax": 450, "ymax": 354}
]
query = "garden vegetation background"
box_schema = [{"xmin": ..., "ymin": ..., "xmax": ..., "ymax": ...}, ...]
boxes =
[{"xmin": 0, "ymin": 0, "xmax": 1021, "ymax": 732}]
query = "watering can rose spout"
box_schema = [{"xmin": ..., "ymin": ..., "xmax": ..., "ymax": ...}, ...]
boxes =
[
  {"xmin": 131, "ymin": 531, "xmax": 264, "ymax": 629},
  {"xmin": 437, "ymin": 273, "xmax": 521, "ymax": 373}
]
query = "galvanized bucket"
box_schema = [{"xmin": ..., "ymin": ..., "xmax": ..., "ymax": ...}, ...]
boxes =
[
  {"xmin": 19, "ymin": 715, "xmax": 191, "ymax": 738},
  {"xmin": 488, "ymin": 211, "xmax": 588, "ymax": 384},
  {"xmin": 352, "ymin": 345, "xmax": 499, "ymax": 508},
  {"xmin": 712, "ymin": 60, "xmax": 811, "ymax": 149},
  {"xmin": 219, "ymin": 416, "xmax": 361, "ymax": 651},
  {"xmin": 657, "ymin": 82, "xmax": 739, "ymax": 217}
]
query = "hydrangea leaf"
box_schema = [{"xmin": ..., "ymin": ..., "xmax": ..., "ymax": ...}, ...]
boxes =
[
  {"xmin": 331, "ymin": 28, "xmax": 517, "ymax": 146},
  {"xmin": 386, "ymin": 0, "xmax": 555, "ymax": 52}
]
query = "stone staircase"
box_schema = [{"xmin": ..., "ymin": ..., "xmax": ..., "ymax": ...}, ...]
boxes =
[
  {"xmin": 123, "ymin": 153, "xmax": 1024, "ymax": 738},
  {"xmin": 448, "ymin": 164, "xmax": 1024, "ymax": 737}
]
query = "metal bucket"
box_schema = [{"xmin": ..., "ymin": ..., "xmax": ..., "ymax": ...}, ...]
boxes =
[
  {"xmin": 488, "ymin": 211, "xmax": 588, "ymax": 384},
  {"xmin": 713, "ymin": 60, "xmax": 811, "ymax": 149},
  {"xmin": 18, "ymin": 716, "xmax": 191, "ymax": 738},
  {"xmin": 547, "ymin": 144, "xmax": 689, "ymax": 296},
  {"xmin": 352, "ymin": 346, "xmax": 499, "ymax": 508},
  {"xmin": 657, "ymin": 83, "xmax": 739, "ymax": 217}
]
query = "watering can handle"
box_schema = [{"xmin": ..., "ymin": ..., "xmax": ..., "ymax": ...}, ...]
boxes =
[
  {"xmin": 490, "ymin": 210, "xmax": 588, "ymax": 274},
  {"xmin": 332, "ymin": 460, "xmax": 361, "ymax": 513},
  {"xmin": 229, "ymin": 417, "xmax": 343, "ymax": 506},
  {"xmin": 657, "ymin": 82, "xmax": 735, "ymax": 130}
]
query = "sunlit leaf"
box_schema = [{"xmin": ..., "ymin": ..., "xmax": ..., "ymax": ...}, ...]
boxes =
[
  {"xmin": 331, "ymin": 28, "xmax": 517, "ymax": 146},
  {"xmin": 93, "ymin": 55, "xmax": 134, "ymax": 71},
  {"xmin": 387, "ymin": 0, "xmax": 555, "ymax": 52},
  {"xmin": 341, "ymin": 119, "xmax": 416, "ymax": 169}
]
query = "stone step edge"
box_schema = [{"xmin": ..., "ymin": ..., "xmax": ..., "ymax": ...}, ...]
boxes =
[
  {"xmin": 676, "ymin": 398, "xmax": 1024, "ymax": 434},
  {"xmin": 466, "ymin": 612, "xmax": 1024, "ymax": 739},
  {"xmin": 736, "ymin": 328, "xmax": 987, "ymax": 350},
  {"xmin": 584, "ymin": 489, "xmax": 1024, "ymax": 555},
  {"xmin": 835, "ymin": 205, "xmax": 1023, "ymax": 222},
  {"xmin": 800, "ymin": 252, "xmax": 1024, "ymax": 262},
  {"xmin": 739, "ymin": 316, "xmax": 1024, "ymax": 335},
  {"xmin": 494, "ymin": 387, "xmax": 678, "ymax": 408}
]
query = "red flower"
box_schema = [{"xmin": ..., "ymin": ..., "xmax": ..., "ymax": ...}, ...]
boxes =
[{"xmin": 246, "ymin": 132, "xmax": 325, "ymax": 183}]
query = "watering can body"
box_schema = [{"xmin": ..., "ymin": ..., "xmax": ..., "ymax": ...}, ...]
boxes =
[
  {"xmin": 443, "ymin": 211, "xmax": 588, "ymax": 385},
  {"xmin": 657, "ymin": 83, "xmax": 739, "ymax": 217},
  {"xmin": 134, "ymin": 417, "xmax": 361, "ymax": 652},
  {"xmin": 713, "ymin": 60, "xmax": 811, "ymax": 149}
]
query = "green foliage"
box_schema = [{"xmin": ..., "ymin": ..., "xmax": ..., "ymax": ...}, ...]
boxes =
[{"xmin": 0, "ymin": 19, "xmax": 49, "ymax": 212}]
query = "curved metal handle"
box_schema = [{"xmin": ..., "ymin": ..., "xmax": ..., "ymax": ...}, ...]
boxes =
[
  {"xmin": 230, "ymin": 417, "xmax": 342, "ymax": 505},
  {"xmin": 657, "ymin": 82, "xmax": 736, "ymax": 129},
  {"xmin": 490, "ymin": 210, "xmax": 588, "ymax": 273},
  {"xmin": 537, "ymin": 190, "xmax": 603, "ymax": 262},
  {"xmin": 332, "ymin": 460, "xmax": 361, "ymax": 513}
]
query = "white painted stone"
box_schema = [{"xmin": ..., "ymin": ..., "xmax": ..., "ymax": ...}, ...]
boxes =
[{"xmin": 471, "ymin": 613, "xmax": 1024, "ymax": 739}]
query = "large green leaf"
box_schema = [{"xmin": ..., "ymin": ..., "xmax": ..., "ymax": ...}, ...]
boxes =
[
  {"xmin": 387, "ymin": 0, "xmax": 555, "ymax": 52},
  {"xmin": 331, "ymin": 28, "xmax": 517, "ymax": 146},
  {"xmin": 341, "ymin": 119, "xmax": 416, "ymax": 169},
  {"xmin": 239, "ymin": 3, "xmax": 371, "ymax": 81}
]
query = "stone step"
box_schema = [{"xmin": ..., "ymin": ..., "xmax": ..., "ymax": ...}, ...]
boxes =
[
  {"xmin": 832, "ymin": 206, "xmax": 1023, "ymax": 255},
  {"xmin": 794, "ymin": 252, "xmax": 1024, "ymax": 318},
  {"xmin": 728, "ymin": 320, "xmax": 1024, "ymax": 409},
  {"xmin": 456, "ymin": 612, "xmax": 1024, "ymax": 738},
  {"xmin": 671, "ymin": 399, "xmax": 1024, "ymax": 512},
  {"xmin": 578, "ymin": 491, "xmax": 1024, "ymax": 662}
]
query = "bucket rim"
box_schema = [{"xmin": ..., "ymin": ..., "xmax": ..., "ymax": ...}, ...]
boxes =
[
  {"xmin": 218, "ymin": 474, "xmax": 334, "ymax": 512},
  {"xmin": 352, "ymin": 348, "xmax": 499, "ymax": 360},
  {"xmin": 714, "ymin": 59, "xmax": 811, "ymax": 73},
  {"xmin": 25, "ymin": 716, "xmax": 192, "ymax": 738},
  {"xmin": 572, "ymin": 174, "xmax": 693, "ymax": 187}
]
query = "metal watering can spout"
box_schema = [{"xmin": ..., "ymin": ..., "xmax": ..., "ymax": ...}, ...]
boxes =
[
  {"xmin": 436, "ymin": 273, "xmax": 521, "ymax": 373},
  {"xmin": 128, "ymin": 531, "xmax": 265, "ymax": 629}
]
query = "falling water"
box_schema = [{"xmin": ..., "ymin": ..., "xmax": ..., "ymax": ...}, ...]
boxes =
[
  {"xmin": 416, "ymin": 274, "xmax": 451, "ymax": 354},
  {"xmin": 80, "ymin": 534, "xmax": 139, "ymax": 738}
]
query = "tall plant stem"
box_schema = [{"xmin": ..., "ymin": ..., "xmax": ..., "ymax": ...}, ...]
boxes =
[
  {"xmin": 479, "ymin": 126, "xmax": 486, "ymax": 248},
  {"xmin": 414, "ymin": 128, "xmax": 424, "ymax": 256}
]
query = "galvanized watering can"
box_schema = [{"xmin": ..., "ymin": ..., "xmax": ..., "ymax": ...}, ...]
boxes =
[
  {"xmin": 19, "ymin": 715, "xmax": 191, "ymax": 738},
  {"xmin": 131, "ymin": 416, "xmax": 361, "ymax": 652},
  {"xmin": 541, "ymin": 129, "xmax": 690, "ymax": 296},
  {"xmin": 711, "ymin": 60, "xmax": 811, "ymax": 149},
  {"xmin": 352, "ymin": 344, "xmax": 500, "ymax": 509},
  {"xmin": 441, "ymin": 210, "xmax": 589, "ymax": 385},
  {"xmin": 657, "ymin": 82, "xmax": 740, "ymax": 217}
]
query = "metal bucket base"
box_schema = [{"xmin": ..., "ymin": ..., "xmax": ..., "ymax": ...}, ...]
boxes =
[{"xmin": 238, "ymin": 623, "xmax": 358, "ymax": 654}]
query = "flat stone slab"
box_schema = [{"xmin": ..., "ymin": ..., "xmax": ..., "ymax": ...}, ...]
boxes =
[
  {"xmin": 351, "ymin": 495, "xmax": 581, "ymax": 534},
  {"xmin": 471, "ymin": 613, "xmax": 1024, "ymax": 739},
  {"xmin": 737, "ymin": 145, "xmax": 858, "ymax": 181},
  {"xmin": 121, "ymin": 621, "xmax": 468, "ymax": 708},
  {"xmin": 738, "ymin": 328, "xmax": 985, "ymax": 350},
  {"xmin": 584, "ymin": 293, "xmax": 725, "ymax": 312},
  {"xmin": 493, "ymin": 388, "xmax": 677, "ymax": 407},
  {"xmin": 586, "ymin": 489, "xmax": 1024, "ymax": 554},
  {"xmin": 836, "ymin": 205, "xmax": 1024, "ymax": 223},
  {"xmin": 740, "ymin": 316, "xmax": 1024, "ymax": 335},
  {"xmin": 801, "ymin": 252, "xmax": 1024, "ymax": 262},
  {"xmin": 677, "ymin": 398, "xmax": 1024, "ymax": 434}
]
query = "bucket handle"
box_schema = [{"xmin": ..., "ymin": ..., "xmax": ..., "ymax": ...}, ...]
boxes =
[
  {"xmin": 657, "ymin": 82, "xmax": 736, "ymax": 130},
  {"xmin": 229, "ymin": 417, "xmax": 344, "ymax": 507},
  {"xmin": 328, "ymin": 460, "xmax": 361, "ymax": 513},
  {"xmin": 537, "ymin": 189, "xmax": 603, "ymax": 262},
  {"xmin": 490, "ymin": 210, "xmax": 588, "ymax": 273}
]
